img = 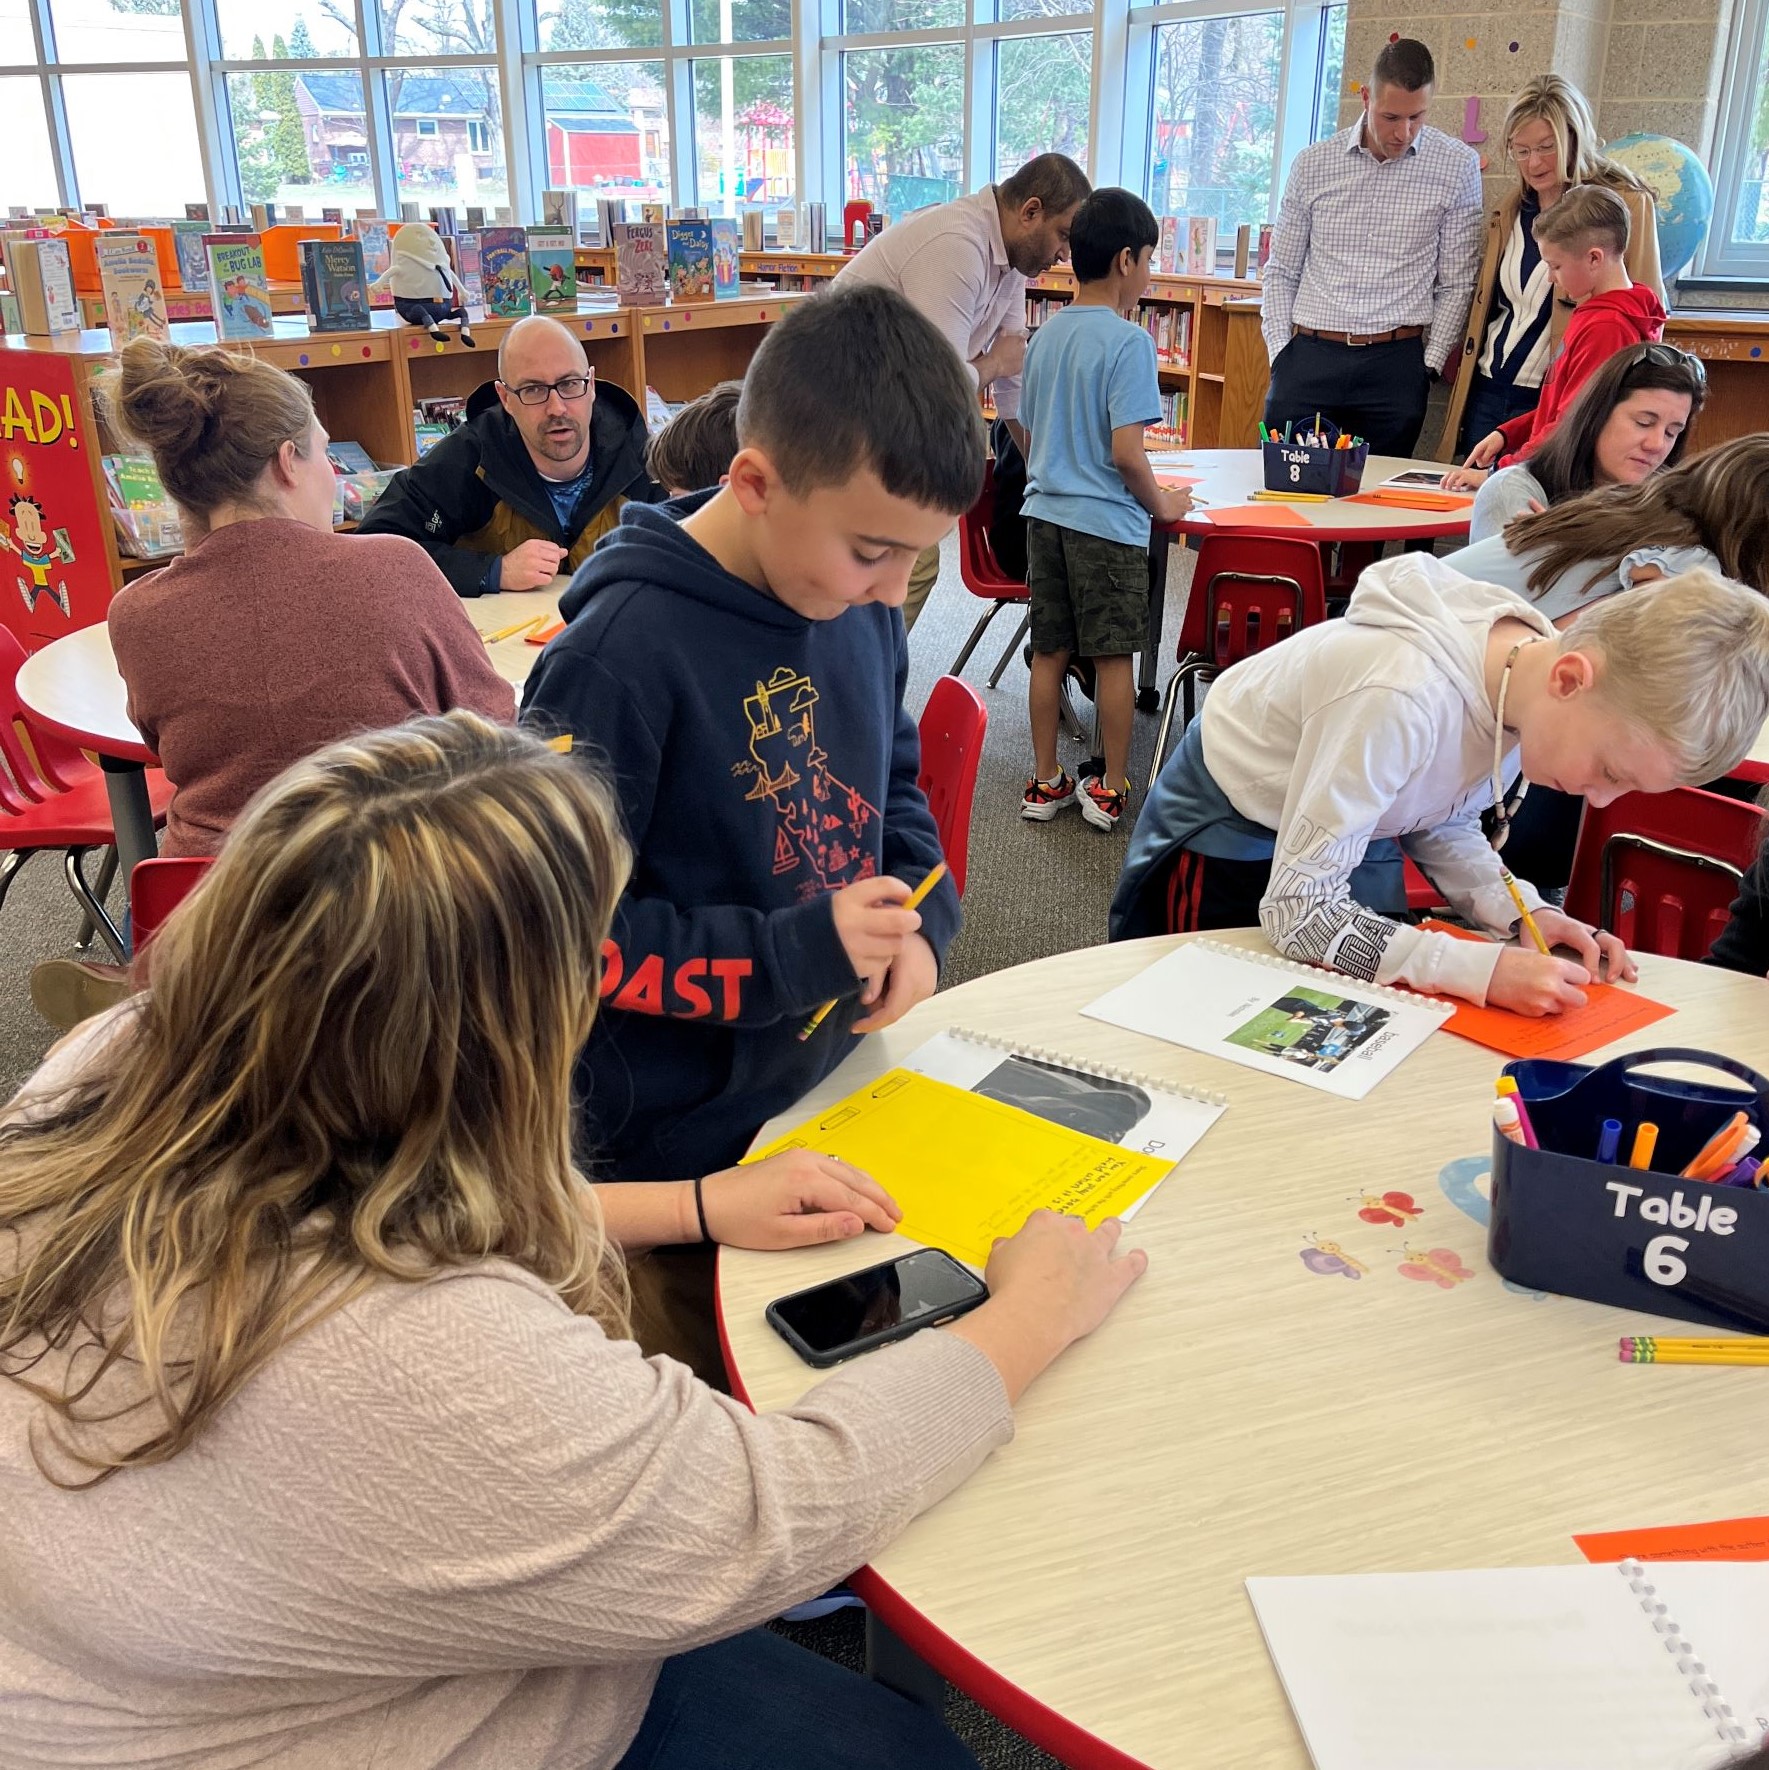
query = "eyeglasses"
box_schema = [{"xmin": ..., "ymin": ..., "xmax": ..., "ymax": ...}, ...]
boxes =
[
  {"xmin": 502, "ymin": 374, "xmax": 594, "ymax": 406},
  {"xmin": 1509, "ymin": 141, "xmax": 1561, "ymax": 163},
  {"xmin": 1637, "ymin": 342, "xmax": 1707, "ymax": 387}
]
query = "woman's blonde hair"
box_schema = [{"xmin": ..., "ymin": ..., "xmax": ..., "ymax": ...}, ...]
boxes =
[
  {"xmin": 0, "ymin": 713, "xmax": 631, "ymax": 1486},
  {"xmin": 1564, "ymin": 566, "xmax": 1769, "ymax": 781},
  {"xmin": 1502, "ymin": 74, "xmax": 1642, "ymax": 199},
  {"xmin": 100, "ymin": 336, "xmax": 315, "ymax": 533},
  {"xmin": 1507, "ymin": 435, "xmax": 1769, "ymax": 600}
]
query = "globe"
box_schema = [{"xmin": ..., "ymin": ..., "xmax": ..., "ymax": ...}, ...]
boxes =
[{"xmin": 1607, "ymin": 132, "xmax": 1715, "ymax": 281}]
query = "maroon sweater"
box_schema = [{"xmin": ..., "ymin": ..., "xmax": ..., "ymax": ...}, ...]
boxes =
[{"xmin": 109, "ymin": 519, "xmax": 515, "ymax": 857}]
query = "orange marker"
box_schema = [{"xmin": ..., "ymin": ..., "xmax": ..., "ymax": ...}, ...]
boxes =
[{"xmin": 1682, "ymin": 1111, "xmax": 1751, "ymax": 1181}]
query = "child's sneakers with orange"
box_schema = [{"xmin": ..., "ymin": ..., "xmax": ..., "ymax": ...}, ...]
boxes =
[
  {"xmin": 1079, "ymin": 774, "xmax": 1129, "ymax": 832},
  {"xmin": 1021, "ymin": 769, "xmax": 1078, "ymax": 822}
]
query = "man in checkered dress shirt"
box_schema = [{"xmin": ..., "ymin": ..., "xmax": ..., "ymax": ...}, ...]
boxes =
[{"xmin": 1262, "ymin": 37, "xmax": 1483, "ymax": 457}]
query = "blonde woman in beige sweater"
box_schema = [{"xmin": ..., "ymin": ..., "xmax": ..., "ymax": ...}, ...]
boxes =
[{"xmin": 0, "ymin": 713, "xmax": 1143, "ymax": 1770}]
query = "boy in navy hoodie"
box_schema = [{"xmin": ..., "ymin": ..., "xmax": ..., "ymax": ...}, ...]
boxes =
[{"xmin": 524, "ymin": 284, "xmax": 978, "ymax": 1182}]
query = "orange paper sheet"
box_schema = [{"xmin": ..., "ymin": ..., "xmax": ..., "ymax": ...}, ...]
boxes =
[
  {"xmin": 525, "ymin": 618, "xmax": 567, "ymax": 646},
  {"xmin": 1342, "ymin": 489, "xmax": 1474, "ymax": 511},
  {"xmin": 1576, "ymin": 1517, "xmax": 1769, "ymax": 1563},
  {"xmin": 1205, "ymin": 504, "xmax": 1314, "ymax": 529},
  {"xmin": 1418, "ymin": 919, "xmax": 1675, "ymax": 1060},
  {"xmin": 1155, "ymin": 475, "xmax": 1200, "ymax": 489}
]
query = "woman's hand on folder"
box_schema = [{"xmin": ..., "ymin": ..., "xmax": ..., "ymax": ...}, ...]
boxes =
[
  {"xmin": 699, "ymin": 1150, "xmax": 902, "ymax": 1250},
  {"xmin": 946, "ymin": 1213, "xmax": 1147, "ymax": 1406}
]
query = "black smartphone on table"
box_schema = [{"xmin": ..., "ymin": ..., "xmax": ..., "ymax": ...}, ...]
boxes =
[{"xmin": 765, "ymin": 1248, "xmax": 989, "ymax": 1368}]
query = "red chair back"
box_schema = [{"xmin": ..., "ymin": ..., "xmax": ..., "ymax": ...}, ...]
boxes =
[
  {"xmin": 1565, "ymin": 787, "xmax": 1765, "ymax": 961},
  {"xmin": 916, "ymin": 675, "xmax": 988, "ymax": 897},
  {"xmin": 1176, "ymin": 534, "xmax": 1328, "ymax": 671},
  {"xmin": 131, "ymin": 855, "xmax": 216, "ymax": 950},
  {"xmin": 957, "ymin": 462, "xmax": 1027, "ymax": 603},
  {"xmin": 0, "ymin": 625, "xmax": 72, "ymax": 813}
]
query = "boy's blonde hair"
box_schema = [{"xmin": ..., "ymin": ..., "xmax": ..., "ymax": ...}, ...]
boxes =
[
  {"xmin": 1564, "ymin": 568, "xmax": 1769, "ymax": 781},
  {"xmin": 1533, "ymin": 183, "xmax": 1630, "ymax": 257}
]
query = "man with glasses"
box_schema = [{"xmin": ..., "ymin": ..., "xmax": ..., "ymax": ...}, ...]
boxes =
[
  {"xmin": 360, "ymin": 314, "xmax": 662, "ymax": 595},
  {"xmin": 1261, "ymin": 37, "xmax": 1483, "ymax": 457}
]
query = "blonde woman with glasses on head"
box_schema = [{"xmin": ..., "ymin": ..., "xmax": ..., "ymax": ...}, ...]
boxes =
[
  {"xmin": 1438, "ymin": 74, "xmax": 1666, "ymax": 461},
  {"xmin": 0, "ymin": 713, "xmax": 1143, "ymax": 1770}
]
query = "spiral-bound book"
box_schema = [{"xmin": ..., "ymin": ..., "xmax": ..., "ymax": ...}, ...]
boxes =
[
  {"xmin": 1247, "ymin": 1560, "xmax": 1769, "ymax": 1770},
  {"xmin": 747, "ymin": 1030, "xmax": 1227, "ymax": 1265},
  {"xmin": 1082, "ymin": 939, "xmax": 1453, "ymax": 1101}
]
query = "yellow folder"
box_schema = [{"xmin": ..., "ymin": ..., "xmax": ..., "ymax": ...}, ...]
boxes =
[{"xmin": 747, "ymin": 1069, "xmax": 1172, "ymax": 1267}]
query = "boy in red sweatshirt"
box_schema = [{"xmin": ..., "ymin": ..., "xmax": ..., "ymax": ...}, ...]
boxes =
[{"xmin": 1446, "ymin": 184, "xmax": 1665, "ymax": 487}]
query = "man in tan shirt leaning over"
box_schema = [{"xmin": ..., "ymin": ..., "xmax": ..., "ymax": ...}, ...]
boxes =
[{"xmin": 836, "ymin": 153, "xmax": 1090, "ymax": 631}]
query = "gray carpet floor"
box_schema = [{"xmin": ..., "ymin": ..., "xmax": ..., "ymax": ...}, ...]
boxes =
[{"xmin": 0, "ymin": 532, "xmax": 1198, "ymax": 1768}]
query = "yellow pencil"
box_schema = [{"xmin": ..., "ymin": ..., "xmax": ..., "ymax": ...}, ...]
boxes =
[
  {"xmin": 484, "ymin": 614, "xmax": 548, "ymax": 644},
  {"xmin": 1249, "ymin": 489, "xmax": 1330, "ymax": 503},
  {"xmin": 1624, "ymin": 1337, "xmax": 1769, "ymax": 1351},
  {"xmin": 1501, "ymin": 868, "xmax": 1551, "ymax": 956},
  {"xmin": 1622, "ymin": 1347, "xmax": 1769, "ymax": 1365},
  {"xmin": 797, "ymin": 862, "xmax": 949, "ymax": 1042}
]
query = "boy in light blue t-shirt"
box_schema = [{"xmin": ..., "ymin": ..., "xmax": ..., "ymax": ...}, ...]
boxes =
[{"xmin": 1018, "ymin": 188, "xmax": 1193, "ymax": 832}]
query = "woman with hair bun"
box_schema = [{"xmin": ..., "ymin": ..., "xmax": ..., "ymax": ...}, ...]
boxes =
[{"xmin": 102, "ymin": 336, "xmax": 513, "ymax": 860}]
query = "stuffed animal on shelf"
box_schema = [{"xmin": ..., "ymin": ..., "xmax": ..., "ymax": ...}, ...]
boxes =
[{"xmin": 369, "ymin": 222, "xmax": 477, "ymax": 348}]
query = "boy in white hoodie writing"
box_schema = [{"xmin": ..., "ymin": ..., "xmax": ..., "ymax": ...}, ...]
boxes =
[{"xmin": 1112, "ymin": 555, "xmax": 1769, "ymax": 1015}]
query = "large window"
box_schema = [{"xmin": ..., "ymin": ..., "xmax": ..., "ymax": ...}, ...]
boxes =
[
  {"xmin": 1704, "ymin": 0, "xmax": 1769, "ymax": 273},
  {"xmin": 0, "ymin": 0, "xmax": 1351, "ymax": 235}
]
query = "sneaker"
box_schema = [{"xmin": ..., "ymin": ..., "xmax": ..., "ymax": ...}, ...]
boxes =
[
  {"xmin": 1079, "ymin": 775, "xmax": 1129, "ymax": 832},
  {"xmin": 458, "ymin": 325, "xmax": 477, "ymax": 348},
  {"xmin": 1021, "ymin": 770, "xmax": 1078, "ymax": 821},
  {"xmin": 30, "ymin": 958, "xmax": 132, "ymax": 1032}
]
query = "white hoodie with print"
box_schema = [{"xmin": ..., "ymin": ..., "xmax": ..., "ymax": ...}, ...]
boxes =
[{"xmin": 1199, "ymin": 551, "xmax": 1556, "ymax": 1004}]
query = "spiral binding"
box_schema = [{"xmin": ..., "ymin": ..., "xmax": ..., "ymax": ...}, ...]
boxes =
[
  {"xmin": 1619, "ymin": 1559, "xmax": 1751, "ymax": 1745},
  {"xmin": 1191, "ymin": 937, "xmax": 1457, "ymax": 1018},
  {"xmin": 948, "ymin": 1026, "xmax": 1229, "ymax": 1108}
]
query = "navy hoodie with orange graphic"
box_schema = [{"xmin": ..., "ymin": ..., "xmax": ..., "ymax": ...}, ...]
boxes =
[{"xmin": 523, "ymin": 502, "xmax": 961, "ymax": 1180}]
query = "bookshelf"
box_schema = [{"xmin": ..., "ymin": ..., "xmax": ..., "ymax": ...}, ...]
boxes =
[
  {"xmin": 577, "ymin": 246, "xmax": 849, "ymax": 293},
  {"xmin": 1019, "ymin": 268, "xmax": 1263, "ymax": 448},
  {"xmin": 0, "ymin": 291, "xmax": 806, "ymax": 645}
]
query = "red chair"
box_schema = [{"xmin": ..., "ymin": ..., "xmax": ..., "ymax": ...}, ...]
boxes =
[
  {"xmin": 1564, "ymin": 787, "xmax": 1765, "ymax": 961},
  {"xmin": 916, "ymin": 675, "xmax": 988, "ymax": 897},
  {"xmin": 1148, "ymin": 533, "xmax": 1328, "ymax": 788},
  {"xmin": 0, "ymin": 628, "xmax": 174, "ymax": 961},
  {"xmin": 948, "ymin": 462, "xmax": 1031, "ymax": 689},
  {"xmin": 130, "ymin": 855, "xmax": 216, "ymax": 950}
]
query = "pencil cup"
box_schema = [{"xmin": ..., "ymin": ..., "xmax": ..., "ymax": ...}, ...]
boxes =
[
  {"xmin": 1260, "ymin": 438, "xmax": 1368, "ymax": 497},
  {"xmin": 1488, "ymin": 1047, "xmax": 1769, "ymax": 1332}
]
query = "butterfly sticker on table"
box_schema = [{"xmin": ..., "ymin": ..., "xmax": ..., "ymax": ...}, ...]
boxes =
[
  {"xmin": 1300, "ymin": 1235, "xmax": 1368, "ymax": 1280},
  {"xmin": 1356, "ymin": 1190, "xmax": 1423, "ymax": 1227},
  {"xmin": 1398, "ymin": 1246, "xmax": 1474, "ymax": 1289}
]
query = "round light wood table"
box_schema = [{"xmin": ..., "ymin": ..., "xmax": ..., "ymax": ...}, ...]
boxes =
[
  {"xmin": 1129, "ymin": 449, "xmax": 1472, "ymax": 713},
  {"xmin": 12, "ymin": 582, "xmax": 564, "ymax": 942},
  {"xmin": 716, "ymin": 929, "xmax": 1769, "ymax": 1770}
]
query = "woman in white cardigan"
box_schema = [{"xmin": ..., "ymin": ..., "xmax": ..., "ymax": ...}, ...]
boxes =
[{"xmin": 0, "ymin": 713, "xmax": 1144, "ymax": 1770}]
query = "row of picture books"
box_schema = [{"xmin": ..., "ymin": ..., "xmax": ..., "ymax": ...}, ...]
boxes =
[
  {"xmin": 1023, "ymin": 289, "xmax": 1194, "ymax": 367},
  {"xmin": 104, "ymin": 438, "xmax": 398, "ymax": 562}
]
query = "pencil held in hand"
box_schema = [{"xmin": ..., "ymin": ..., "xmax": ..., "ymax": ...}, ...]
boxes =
[{"xmin": 798, "ymin": 862, "xmax": 948, "ymax": 1043}]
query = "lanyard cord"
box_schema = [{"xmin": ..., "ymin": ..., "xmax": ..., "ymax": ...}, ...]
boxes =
[{"xmin": 1490, "ymin": 642, "xmax": 1533, "ymax": 853}]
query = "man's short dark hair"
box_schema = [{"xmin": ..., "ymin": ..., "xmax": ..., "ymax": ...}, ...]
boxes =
[
  {"xmin": 1372, "ymin": 37, "xmax": 1434, "ymax": 92},
  {"xmin": 646, "ymin": 378, "xmax": 741, "ymax": 493},
  {"xmin": 998, "ymin": 153, "xmax": 1092, "ymax": 218},
  {"xmin": 737, "ymin": 283, "xmax": 985, "ymax": 515},
  {"xmin": 1069, "ymin": 187, "xmax": 1160, "ymax": 283}
]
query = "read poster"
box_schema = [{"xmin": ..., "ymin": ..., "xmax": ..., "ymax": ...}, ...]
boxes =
[{"xmin": 0, "ymin": 350, "xmax": 112, "ymax": 646}]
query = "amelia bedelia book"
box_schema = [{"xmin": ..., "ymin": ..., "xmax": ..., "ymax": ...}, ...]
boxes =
[
  {"xmin": 203, "ymin": 233, "xmax": 273, "ymax": 340},
  {"xmin": 355, "ymin": 217, "xmax": 393, "ymax": 287},
  {"xmin": 456, "ymin": 231, "xmax": 483, "ymax": 308},
  {"xmin": 94, "ymin": 233, "xmax": 169, "ymax": 344},
  {"xmin": 666, "ymin": 218, "xmax": 714, "ymax": 301},
  {"xmin": 613, "ymin": 222, "xmax": 667, "ymax": 306},
  {"xmin": 526, "ymin": 226, "xmax": 577, "ymax": 310},
  {"xmin": 711, "ymin": 217, "xmax": 740, "ymax": 299},
  {"xmin": 479, "ymin": 226, "xmax": 532, "ymax": 318},
  {"xmin": 300, "ymin": 237, "xmax": 369, "ymax": 332}
]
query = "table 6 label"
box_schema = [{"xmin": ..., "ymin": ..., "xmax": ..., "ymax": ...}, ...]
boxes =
[{"xmin": 1605, "ymin": 1182, "xmax": 1738, "ymax": 1291}]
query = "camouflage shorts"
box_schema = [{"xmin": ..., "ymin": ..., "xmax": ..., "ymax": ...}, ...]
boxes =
[{"xmin": 1026, "ymin": 517, "xmax": 1150, "ymax": 659}]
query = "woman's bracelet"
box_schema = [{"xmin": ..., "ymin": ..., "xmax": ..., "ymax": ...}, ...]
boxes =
[{"xmin": 692, "ymin": 1174, "xmax": 713, "ymax": 1245}]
